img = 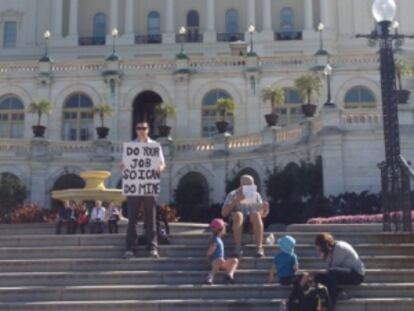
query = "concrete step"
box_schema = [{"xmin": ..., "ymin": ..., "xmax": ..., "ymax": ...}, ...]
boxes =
[
  {"xmin": 0, "ymin": 232, "xmax": 411, "ymax": 248},
  {"xmin": 287, "ymin": 224, "xmax": 386, "ymax": 232},
  {"xmin": 0, "ymin": 284, "xmax": 413, "ymax": 302},
  {"xmin": 0, "ymin": 223, "xmax": 208, "ymax": 236},
  {"xmin": 0, "ymin": 243, "xmax": 413, "ymax": 259},
  {"xmin": 0, "ymin": 269, "xmax": 412, "ymax": 287},
  {"xmin": 0, "ymin": 256, "xmax": 412, "ymax": 273},
  {"xmin": 0, "ymin": 298, "xmax": 413, "ymax": 311}
]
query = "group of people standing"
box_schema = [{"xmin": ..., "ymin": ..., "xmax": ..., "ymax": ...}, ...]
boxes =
[{"xmin": 56, "ymin": 200, "xmax": 122, "ymax": 234}]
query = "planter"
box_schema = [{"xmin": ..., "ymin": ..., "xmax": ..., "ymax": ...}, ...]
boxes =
[
  {"xmin": 301, "ymin": 104, "xmax": 317, "ymax": 117},
  {"xmin": 264, "ymin": 113, "xmax": 279, "ymax": 127},
  {"xmin": 215, "ymin": 121, "xmax": 229, "ymax": 134},
  {"xmin": 96, "ymin": 127, "xmax": 110, "ymax": 139},
  {"xmin": 158, "ymin": 125, "xmax": 172, "ymax": 137},
  {"xmin": 396, "ymin": 89, "xmax": 411, "ymax": 104},
  {"xmin": 32, "ymin": 125, "xmax": 46, "ymax": 138}
]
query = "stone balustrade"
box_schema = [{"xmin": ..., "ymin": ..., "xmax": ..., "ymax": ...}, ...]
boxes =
[
  {"xmin": 340, "ymin": 110, "xmax": 383, "ymax": 130},
  {"xmin": 0, "ymin": 54, "xmax": 381, "ymax": 76}
]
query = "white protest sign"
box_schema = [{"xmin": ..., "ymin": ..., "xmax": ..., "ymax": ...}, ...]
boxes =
[
  {"xmin": 240, "ymin": 185, "xmax": 257, "ymax": 204},
  {"xmin": 122, "ymin": 142, "xmax": 162, "ymax": 196}
]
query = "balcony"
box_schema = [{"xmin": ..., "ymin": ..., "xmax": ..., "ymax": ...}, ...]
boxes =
[
  {"xmin": 135, "ymin": 34, "xmax": 162, "ymax": 44},
  {"xmin": 175, "ymin": 33, "xmax": 203, "ymax": 43},
  {"xmin": 78, "ymin": 37, "xmax": 106, "ymax": 46},
  {"xmin": 217, "ymin": 33, "xmax": 245, "ymax": 42},
  {"xmin": 274, "ymin": 31, "xmax": 302, "ymax": 41}
]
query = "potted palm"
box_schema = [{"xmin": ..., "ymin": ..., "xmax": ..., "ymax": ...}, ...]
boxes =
[
  {"xmin": 261, "ymin": 86, "xmax": 285, "ymax": 126},
  {"xmin": 215, "ymin": 98, "xmax": 236, "ymax": 134},
  {"xmin": 154, "ymin": 103, "xmax": 177, "ymax": 137},
  {"xmin": 395, "ymin": 59, "xmax": 413, "ymax": 104},
  {"xmin": 27, "ymin": 100, "xmax": 52, "ymax": 138},
  {"xmin": 92, "ymin": 103, "xmax": 113, "ymax": 139},
  {"xmin": 294, "ymin": 74, "xmax": 323, "ymax": 117}
]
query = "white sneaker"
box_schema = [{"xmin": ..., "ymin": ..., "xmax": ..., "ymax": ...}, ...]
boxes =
[{"xmin": 149, "ymin": 249, "xmax": 160, "ymax": 258}]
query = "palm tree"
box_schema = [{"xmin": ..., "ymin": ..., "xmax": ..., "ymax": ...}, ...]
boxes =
[
  {"xmin": 154, "ymin": 103, "xmax": 177, "ymax": 137},
  {"xmin": 261, "ymin": 86, "xmax": 285, "ymax": 126},
  {"xmin": 92, "ymin": 103, "xmax": 113, "ymax": 139},
  {"xmin": 215, "ymin": 98, "xmax": 236, "ymax": 123},
  {"xmin": 92, "ymin": 103, "xmax": 113, "ymax": 128},
  {"xmin": 214, "ymin": 98, "xmax": 236, "ymax": 134},
  {"xmin": 27, "ymin": 100, "xmax": 52, "ymax": 137},
  {"xmin": 28, "ymin": 100, "xmax": 52, "ymax": 126},
  {"xmin": 261, "ymin": 86, "xmax": 285, "ymax": 113},
  {"xmin": 294, "ymin": 74, "xmax": 323, "ymax": 117},
  {"xmin": 294, "ymin": 74, "xmax": 323, "ymax": 106},
  {"xmin": 154, "ymin": 103, "xmax": 177, "ymax": 126},
  {"xmin": 395, "ymin": 59, "xmax": 413, "ymax": 91}
]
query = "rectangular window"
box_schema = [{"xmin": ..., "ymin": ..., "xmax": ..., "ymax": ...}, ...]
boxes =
[{"xmin": 3, "ymin": 21, "xmax": 17, "ymax": 48}]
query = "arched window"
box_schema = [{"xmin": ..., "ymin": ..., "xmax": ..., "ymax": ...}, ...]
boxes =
[
  {"xmin": 62, "ymin": 93, "xmax": 94, "ymax": 141},
  {"xmin": 148, "ymin": 11, "xmax": 161, "ymax": 36},
  {"xmin": 225, "ymin": 9, "xmax": 239, "ymax": 34},
  {"xmin": 186, "ymin": 10, "xmax": 200, "ymax": 41},
  {"xmin": 344, "ymin": 86, "xmax": 376, "ymax": 108},
  {"xmin": 202, "ymin": 90, "xmax": 233, "ymax": 137},
  {"xmin": 0, "ymin": 96, "xmax": 24, "ymax": 138},
  {"xmin": 93, "ymin": 13, "xmax": 106, "ymax": 44},
  {"xmin": 273, "ymin": 88, "xmax": 303, "ymax": 126},
  {"xmin": 280, "ymin": 7, "xmax": 295, "ymax": 32}
]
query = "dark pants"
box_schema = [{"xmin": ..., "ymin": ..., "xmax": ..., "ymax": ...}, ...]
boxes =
[
  {"xmin": 56, "ymin": 219, "xmax": 77, "ymax": 234},
  {"xmin": 90, "ymin": 220, "xmax": 105, "ymax": 234},
  {"xmin": 79, "ymin": 223, "xmax": 87, "ymax": 234},
  {"xmin": 108, "ymin": 219, "xmax": 119, "ymax": 234},
  {"xmin": 126, "ymin": 196, "xmax": 157, "ymax": 252},
  {"xmin": 315, "ymin": 270, "xmax": 364, "ymax": 307}
]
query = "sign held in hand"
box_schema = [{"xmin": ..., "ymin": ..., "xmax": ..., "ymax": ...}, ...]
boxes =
[{"xmin": 122, "ymin": 142, "xmax": 162, "ymax": 196}]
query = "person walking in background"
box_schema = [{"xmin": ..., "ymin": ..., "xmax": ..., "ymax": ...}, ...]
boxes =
[
  {"xmin": 268, "ymin": 235, "xmax": 299, "ymax": 285},
  {"xmin": 107, "ymin": 202, "xmax": 121, "ymax": 234},
  {"xmin": 222, "ymin": 175, "xmax": 270, "ymax": 258},
  {"xmin": 314, "ymin": 233, "xmax": 365, "ymax": 308},
  {"xmin": 205, "ymin": 218, "xmax": 239, "ymax": 285},
  {"xmin": 90, "ymin": 200, "xmax": 106, "ymax": 234},
  {"xmin": 123, "ymin": 121, "xmax": 166, "ymax": 259}
]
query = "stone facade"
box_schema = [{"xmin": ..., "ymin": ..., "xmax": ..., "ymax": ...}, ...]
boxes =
[{"xmin": 1, "ymin": 0, "xmax": 414, "ymax": 208}]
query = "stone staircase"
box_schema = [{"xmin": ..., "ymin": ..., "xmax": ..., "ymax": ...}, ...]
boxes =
[{"xmin": 0, "ymin": 223, "xmax": 413, "ymax": 311}]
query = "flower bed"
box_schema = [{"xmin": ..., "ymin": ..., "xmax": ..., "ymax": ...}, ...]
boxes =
[{"xmin": 307, "ymin": 211, "xmax": 414, "ymax": 224}]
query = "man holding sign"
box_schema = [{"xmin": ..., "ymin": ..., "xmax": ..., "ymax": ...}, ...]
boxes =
[
  {"xmin": 122, "ymin": 122, "xmax": 165, "ymax": 259},
  {"xmin": 222, "ymin": 175, "xmax": 269, "ymax": 258}
]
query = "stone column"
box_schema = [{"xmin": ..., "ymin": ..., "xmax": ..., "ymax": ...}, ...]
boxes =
[
  {"xmin": 203, "ymin": 0, "xmax": 216, "ymax": 42},
  {"xmin": 320, "ymin": 0, "xmax": 331, "ymax": 29},
  {"xmin": 261, "ymin": 0, "xmax": 273, "ymax": 41},
  {"xmin": 304, "ymin": 0, "xmax": 313, "ymax": 30},
  {"xmin": 163, "ymin": 0, "xmax": 175, "ymax": 43},
  {"xmin": 119, "ymin": 0, "xmax": 134, "ymax": 44},
  {"xmin": 51, "ymin": 0, "xmax": 63, "ymax": 38},
  {"xmin": 303, "ymin": 0, "xmax": 317, "ymax": 40},
  {"xmin": 66, "ymin": 0, "xmax": 79, "ymax": 44},
  {"xmin": 107, "ymin": 0, "xmax": 119, "ymax": 45}
]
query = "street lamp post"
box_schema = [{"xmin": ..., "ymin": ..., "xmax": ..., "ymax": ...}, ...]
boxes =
[
  {"xmin": 248, "ymin": 25, "xmax": 256, "ymax": 56},
  {"xmin": 179, "ymin": 26, "xmax": 187, "ymax": 56},
  {"xmin": 40, "ymin": 30, "xmax": 51, "ymax": 62},
  {"xmin": 316, "ymin": 23, "xmax": 328, "ymax": 55},
  {"xmin": 357, "ymin": 0, "xmax": 413, "ymax": 232},
  {"xmin": 323, "ymin": 63, "xmax": 335, "ymax": 107},
  {"xmin": 107, "ymin": 27, "xmax": 119, "ymax": 61}
]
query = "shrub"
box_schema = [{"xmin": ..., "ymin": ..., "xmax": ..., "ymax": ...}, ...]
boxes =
[
  {"xmin": 0, "ymin": 173, "xmax": 27, "ymax": 222},
  {"xmin": 7, "ymin": 203, "xmax": 56, "ymax": 224}
]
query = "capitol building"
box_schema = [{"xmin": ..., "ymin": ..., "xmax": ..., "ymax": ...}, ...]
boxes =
[{"xmin": 1, "ymin": 0, "xmax": 414, "ymax": 208}]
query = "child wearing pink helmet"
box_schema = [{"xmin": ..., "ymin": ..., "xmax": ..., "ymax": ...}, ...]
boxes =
[{"xmin": 206, "ymin": 218, "xmax": 239, "ymax": 285}]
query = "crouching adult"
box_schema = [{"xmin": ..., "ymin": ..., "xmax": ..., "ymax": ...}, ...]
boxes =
[
  {"xmin": 314, "ymin": 233, "xmax": 365, "ymax": 308},
  {"xmin": 221, "ymin": 175, "xmax": 269, "ymax": 257}
]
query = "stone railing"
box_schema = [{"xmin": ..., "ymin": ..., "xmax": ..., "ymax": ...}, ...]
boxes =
[
  {"xmin": 340, "ymin": 110, "xmax": 383, "ymax": 130},
  {"xmin": 227, "ymin": 135, "xmax": 263, "ymax": 150},
  {"xmin": 0, "ymin": 54, "xmax": 380, "ymax": 75},
  {"xmin": 174, "ymin": 139, "xmax": 215, "ymax": 153}
]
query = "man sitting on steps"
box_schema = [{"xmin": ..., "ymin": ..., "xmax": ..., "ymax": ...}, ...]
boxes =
[{"xmin": 222, "ymin": 175, "xmax": 270, "ymax": 258}]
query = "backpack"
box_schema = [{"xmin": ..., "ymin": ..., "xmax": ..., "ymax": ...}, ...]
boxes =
[{"xmin": 287, "ymin": 276, "xmax": 331, "ymax": 311}]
